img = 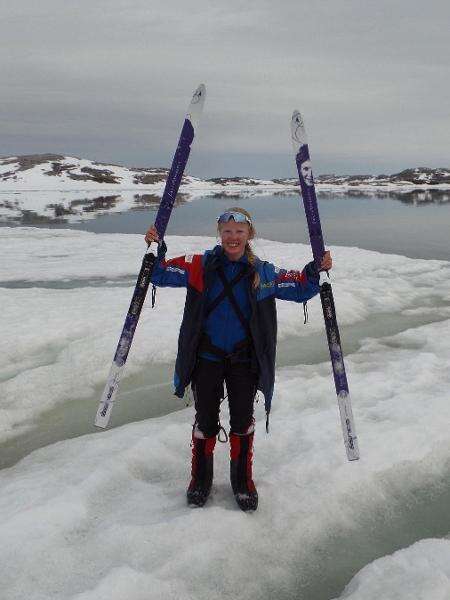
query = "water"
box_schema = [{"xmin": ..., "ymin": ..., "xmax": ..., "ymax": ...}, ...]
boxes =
[
  {"xmin": 295, "ymin": 461, "xmax": 450, "ymax": 599},
  {"xmin": 52, "ymin": 191, "xmax": 450, "ymax": 260}
]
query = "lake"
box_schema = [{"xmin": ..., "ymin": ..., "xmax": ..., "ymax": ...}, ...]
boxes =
[{"xmin": 37, "ymin": 190, "xmax": 450, "ymax": 261}]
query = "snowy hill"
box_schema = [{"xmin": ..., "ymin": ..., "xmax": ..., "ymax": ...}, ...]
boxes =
[
  {"xmin": 0, "ymin": 154, "xmax": 195, "ymax": 190},
  {"xmin": 1, "ymin": 154, "xmax": 450, "ymax": 192},
  {"xmin": 315, "ymin": 167, "xmax": 450, "ymax": 187}
]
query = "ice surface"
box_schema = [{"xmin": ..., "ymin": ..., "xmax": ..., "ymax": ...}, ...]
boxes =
[
  {"xmin": 0, "ymin": 317, "xmax": 449, "ymax": 599},
  {"xmin": 2, "ymin": 228, "xmax": 450, "ymax": 440},
  {"xmin": 1, "ymin": 228, "xmax": 450, "ymax": 599}
]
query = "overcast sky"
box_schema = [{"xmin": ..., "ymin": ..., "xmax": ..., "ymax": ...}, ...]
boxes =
[{"xmin": 1, "ymin": 0, "xmax": 449, "ymax": 177}]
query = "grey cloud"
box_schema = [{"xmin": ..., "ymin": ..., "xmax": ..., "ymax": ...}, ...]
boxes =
[{"xmin": 1, "ymin": 0, "xmax": 448, "ymax": 177}]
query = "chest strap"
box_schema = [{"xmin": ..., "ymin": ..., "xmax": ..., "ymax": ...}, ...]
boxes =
[
  {"xmin": 205, "ymin": 266, "xmax": 248, "ymax": 317},
  {"xmin": 205, "ymin": 265, "xmax": 251, "ymax": 337}
]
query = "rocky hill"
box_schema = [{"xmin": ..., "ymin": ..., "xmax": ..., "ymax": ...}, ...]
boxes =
[
  {"xmin": 0, "ymin": 154, "xmax": 177, "ymax": 189},
  {"xmin": 1, "ymin": 154, "xmax": 449, "ymax": 191},
  {"xmin": 315, "ymin": 168, "xmax": 450, "ymax": 186}
]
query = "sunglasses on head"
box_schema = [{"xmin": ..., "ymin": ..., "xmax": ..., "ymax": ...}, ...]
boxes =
[{"xmin": 217, "ymin": 211, "xmax": 252, "ymax": 225}]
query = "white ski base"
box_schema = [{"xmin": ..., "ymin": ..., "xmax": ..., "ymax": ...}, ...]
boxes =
[
  {"xmin": 337, "ymin": 391, "xmax": 359, "ymax": 461},
  {"xmin": 94, "ymin": 362, "xmax": 123, "ymax": 428},
  {"xmin": 187, "ymin": 83, "xmax": 206, "ymax": 130}
]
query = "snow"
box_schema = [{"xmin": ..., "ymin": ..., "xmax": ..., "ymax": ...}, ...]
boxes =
[
  {"xmin": 1, "ymin": 227, "xmax": 450, "ymax": 599},
  {"xmin": 0, "ymin": 154, "xmax": 292, "ymax": 197}
]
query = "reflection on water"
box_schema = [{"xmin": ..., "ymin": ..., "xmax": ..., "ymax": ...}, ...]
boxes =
[
  {"xmin": 319, "ymin": 188, "xmax": 450, "ymax": 205},
  {"xmin": 0, "ymin": 191, "xmax": 192, "ymax": 225},
  {"xmin": 1, "ymin": 190, "xmax": 450, "ymax": 261}
]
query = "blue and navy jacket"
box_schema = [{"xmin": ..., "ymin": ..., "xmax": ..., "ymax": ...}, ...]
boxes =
[{"xmin": 150, "ymin": 243, "xmax": 320, "ymax": 414}]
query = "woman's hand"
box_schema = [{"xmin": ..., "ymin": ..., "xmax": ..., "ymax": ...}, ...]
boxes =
[
  {"xmin": 145, "ymin": 225, "xmax": 159, "ymax": 245},
  {"xmin": 320, "ymin": 250, "xmax": 332, "ymax": 271}
]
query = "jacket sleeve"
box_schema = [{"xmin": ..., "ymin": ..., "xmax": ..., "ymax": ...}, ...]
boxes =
[
  {"xmin": 272, "ymin": 261, "xmax": 320, "ymax": 303},
  {"xmin": 150, "ymin": 241, "xmax": 202, "ymax": 289}
]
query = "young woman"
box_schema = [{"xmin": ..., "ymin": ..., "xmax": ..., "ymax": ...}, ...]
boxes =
[{"xmin": 145, "ymin": 207, "xmax": 331, "ymax": 511}]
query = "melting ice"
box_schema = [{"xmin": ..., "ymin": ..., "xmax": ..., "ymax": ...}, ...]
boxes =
[{"xmin": 1, "ymin": 227, "xmax": 449, "ymax": 599}]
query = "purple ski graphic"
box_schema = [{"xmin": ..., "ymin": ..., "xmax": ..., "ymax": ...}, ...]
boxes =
[
  {"xmin": 95, "ymin": 84, "xmax": 206, "ymax": 428},
  {"xmin": 291, "ymin": 110, "xmax": 360, "ymax": 461}
]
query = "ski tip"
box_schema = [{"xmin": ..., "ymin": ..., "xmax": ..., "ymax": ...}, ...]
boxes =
[
  {"xmin": 291, "ymin": 110, "xmax": 308, "ymax": 152},
  {"xmin": 347, "ymin": 448, "xmax": 360, "ymax": 461},
  {"xmin": 94, "ymin": 414, "xmax": 109, "ymax": 429},
  {"xmin": 187, "ymin": 84, "xmax": 206, "ymax": 130},
  {"xmin": 346, "ymin": 436, "xmax": 360, "ymax": 461},
  {"xmin": 194, "ymin": 83, "xmax": 206, "ymax": 97},
  {"xmin": 94, "ymin": 403, "xmax": 112, "ymax": 429}
]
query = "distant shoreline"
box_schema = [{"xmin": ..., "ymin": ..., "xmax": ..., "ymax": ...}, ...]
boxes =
[
  {"xmin": 1, "ymin": 154, "xmax": 449, "ymax": 225},
  {"xmin": 0, "ymin": 154, "xmax": 449, "ymax": 194}
]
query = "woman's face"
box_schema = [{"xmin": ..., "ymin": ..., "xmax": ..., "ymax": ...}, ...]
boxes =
[{"xmin": 219, "ymin": 219, "xmax": 251, "ymax": 261}]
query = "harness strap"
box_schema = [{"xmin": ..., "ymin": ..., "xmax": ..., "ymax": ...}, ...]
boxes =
[
  {"xmin": 205, "ymin": 266, "xmax": 249, "ymax": 319},
  {"xmin": 198, "ymin": 334, "xmax": 252, "ymax": 364},
  {"xmin": 201, "ymin": 262, "xmax": 256, "ymax": 366},
  {"xmin": 215, "ymin": 266, "xmax": 252, "ymax": 337}
]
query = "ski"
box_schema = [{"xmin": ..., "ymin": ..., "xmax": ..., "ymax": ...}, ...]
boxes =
[
  {"xmin": 291, "ymin": 110, "xmax": 360, "ymax": 461},
  {"xmin": 95, "ymin": 84, "xmax": 206, "ymax": 428}
]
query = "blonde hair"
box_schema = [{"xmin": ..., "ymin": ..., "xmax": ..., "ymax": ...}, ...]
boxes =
[{"xmin": 218, "ymin": 206, "xmax": 260, "ymax": 288}]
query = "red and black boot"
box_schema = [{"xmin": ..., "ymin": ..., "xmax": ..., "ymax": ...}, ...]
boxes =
[
  {"xmin": 187, "ymin": 428, "xmax": 216, "ymax": 507},
  {"xmin": 229, "ymin": 431, "xmax": 258, "ymax": 512}
]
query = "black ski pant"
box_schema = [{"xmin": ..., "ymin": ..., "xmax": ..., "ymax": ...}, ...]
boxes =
[{"xmin": 191, "ymin": 358, "xmax": 258, "ymax": 437}]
